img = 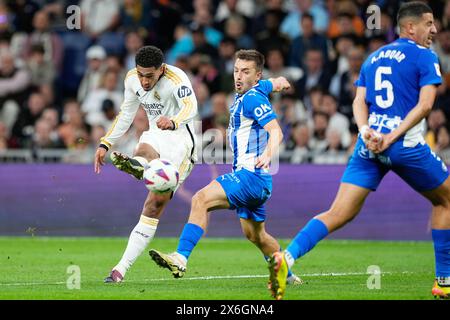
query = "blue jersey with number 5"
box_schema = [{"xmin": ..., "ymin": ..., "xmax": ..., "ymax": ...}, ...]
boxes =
[{"xmin": 355, "ymin": 38, "xmax": 442, "ymax": 146}]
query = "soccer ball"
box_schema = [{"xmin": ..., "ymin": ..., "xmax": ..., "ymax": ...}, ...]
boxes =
[{"xmin": 143, "ymin": 159, "xmax": 179, "ymax": 193}]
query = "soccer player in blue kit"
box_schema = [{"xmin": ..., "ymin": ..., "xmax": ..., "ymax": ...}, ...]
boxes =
[
  {"xmin": 148, "ymin": 49, "xmax": 302, "ymax": 285},
  {"xmin": 269, "ymin": 1, "xmax": 450, "ymax": 300}
]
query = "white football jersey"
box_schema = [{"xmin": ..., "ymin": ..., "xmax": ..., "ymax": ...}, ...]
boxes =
[{"xmin": 100, "ymin": 64, "xmax": 198, "ymax": 149}]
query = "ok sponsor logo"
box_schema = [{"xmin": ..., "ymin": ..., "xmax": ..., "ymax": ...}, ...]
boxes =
[
  {"xmin": 177, "ymin": 86, "xmax": 192, "ymax": 99},
  {"xmin": 254, "ymin": 104, "xmax": 272, "ymax": 118}
]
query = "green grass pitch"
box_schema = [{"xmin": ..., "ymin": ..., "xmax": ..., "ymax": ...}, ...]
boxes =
[{"xmin": 0, "ymin": 237, "xmax": 437, "ymax": 300}]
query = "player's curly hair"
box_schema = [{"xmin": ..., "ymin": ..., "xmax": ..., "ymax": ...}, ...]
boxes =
[
  {"xmin": 397, "ymin": 1, "xmax": 433, "ymax": 25},
  {"xmin": 235, "ymin": 49, "xmax": 265, "ymax": 72},
  {"xmin": 135, "ymin": 46, "xmax": 164, "ymax": 68}
]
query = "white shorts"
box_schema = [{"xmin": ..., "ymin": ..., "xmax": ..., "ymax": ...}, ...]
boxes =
[{"xmin": 138, "ymin": 126, "xmax": 196, "ymax": 188}]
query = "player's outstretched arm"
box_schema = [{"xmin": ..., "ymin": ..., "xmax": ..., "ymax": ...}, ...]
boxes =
[
  {"xmin": 256, "ymin": 119, "xmax": 283, "ymax": 169},
  {"xmin": 268, "ymin": 77, "xmax": 291, "ymax": 92}
]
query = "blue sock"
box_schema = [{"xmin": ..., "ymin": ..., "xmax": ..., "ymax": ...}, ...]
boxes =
[
  {"xmin": 286, "ymin": 219, "xmax": 329, "ymax": 260},
  {"xmin": 176, "ymin": 223, "xmax": 204, "ymax": 260},
  {"xmin": 432, "ymin": 229, "xmax": 450, "ymax": 278}
]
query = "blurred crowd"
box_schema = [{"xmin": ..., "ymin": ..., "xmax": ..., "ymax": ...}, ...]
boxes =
[{"xmin": 2, "ymin": 0, "xmax": 450, "ymax": 164}]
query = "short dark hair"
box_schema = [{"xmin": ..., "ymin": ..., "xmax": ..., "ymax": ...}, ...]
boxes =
[
  {"xmin": 397, "ymin": 1, "xmax": 433, "ymax": 25},
  {"xmin": 135, "ymin": 46, "xmax": 164, "ymax": 68},
  {"xmin": 235, "ymin": 49, "xmax": 265, "ymax": 72},
  {"xmin": 301, "ymin": 12, "xmax": 314, "ymax": 22}
]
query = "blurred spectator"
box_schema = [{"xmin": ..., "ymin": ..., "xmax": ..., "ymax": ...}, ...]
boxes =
[
  {"xmin": 264, "ymin": 48, "xmax": 303, "ymax": 84},
  {"xmin": 80, "ymin": 0, "xmax": 120, "ymax": 40},
  {"xmin": 191, "ymin": 24, "xmax": 219, "ymax": 59},
  {"xmin": 194, "ymin": 54, "xmax": 221, "ymax": 95},
  {"xmin": 435, "ymin": 27, "xmax": 450, "ymax": 77},
  {"xmin": 105, "ymin": 55, "xmax": 126, "ymax": 91},
  {"xmin": 426, "ymin": 109, "xmax": 447, "ymax": 151},
  {"xmin": 124, "ymin": 31, "xmax": 143, "ymax": 70},
  {"xmin": 295, "ymin": 48, "xmax": 331, "ymax": 100},
  {"xmin": 308, "ymin": 111, "xmax": 329, "ymax": 154},
  {"xmin": 287, "ymin": 121, "xmax": 311, "ymax": 164},
  {"xmin": 214, "ymin": 0, "xmax": 254, "ymax": 33},
  {"xmin": 189, "ymin": 4, "xmax": 223, "ymax": 48},
  {"xmin": 7, "ymin": 0, "xmax": 40, "ymax": 33},
  {"xmin": 11, "ymin": 92, "xmax": 47, "ymax": 147},
  {"xmin": 367, "ymin": 34, "xmax": 387, "ymax": 55},
  {"xmin": 435, "ymin": 125, "xmax": 450, "ymax": 153},
  {"xmin": 26, "ymin": 43, "xmax": 55, "ymax": 87},
  {"xmin": 255, "ymin": 9, "xmax": 290, "ymax": 58},
  {"xmin": 166, "ymin": 7, "xmax": 222, "ymax": 64},
  {"xmin": 327, "ymin": 1, "xmax": 364, "ymax": 39},
  {"xmin": 224, "ymin": 14, "xmax": 253, "ymax": 50},
  {"xmin": 289, "ymin": 12, "xmax": 330, "ymax": 70},
  {"xmin": 321, "ymin": 93, "xmax": 351, "ymax": 148},
  {"xmin": 202, "ymin": 92, "xmax": 230, "ymax": 132},
  {"xmin": 312, "ymin": 129, "xmax": 348, "ymax": 164},
  {"xmin": 441, "ymin": 1, "xmax": 450, "ymax": 30},
  {"xmin": 275, "ymin": 93, "xmax": 308, "ymax": 142},
  {"xmin": 280, "ymin": 0, "xmax": 329, "ymax": 40},
  {"xmin": 0, "ymin": 120, "xmax": 9, "ymax": 150},
  {"xmin": 58, "ymin": 99, "xmax": 89, "ymax": 149},
  {"xmin": 329, "ymin": 34, "xmax": 356, "ymax": 76},
  {"xmin": 0, "ymin": 3, "xmax": 13, "ymax": 46},
  {"xmin": 193, "ymin": 81, "xmax": 212, "ymax": 119},
  {"xmin": 329, "ymin": 46, "xmax": 364, "ymax": 119},
  {"xmin": 40, "ymin": 107, "xmax": 60, "ymax": 133},
  {"xmin": 0, "ymin": 50, "xmax": 31, "ymax": 131},
  {"xmin": 24, "ymin": 9, "xmax": 63, "ymax": 72},
  {"xmin": 28, "ymin": 118, "xmax": 64, "ymax": 149},
  {"xmin": 119, "ymin": 0, "xmax": 153, "ymax": 38},
  {"xmin": 81, "ymin": 69, "xmax": 122, "ymax": 127},
  {"xmin": 217, "ymin": 36, "xmax": 236, "ymax": 93},
  {"xmin": 77, "ymin": 45, "xmax": 107, "ymax": 103},
  {"xmin": 252, "ymin": 0, "xmax": 287, "ymax": 36}
]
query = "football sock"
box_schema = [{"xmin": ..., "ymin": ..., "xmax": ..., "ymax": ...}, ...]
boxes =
[
  {"xmin": 133, "ymin": 156, "xmax": 148, "ymax": 168},
  {"xmin": 114, "ymin": 215, "xmax": 158, "ymax": 276},
  {"xmin": 285, "ymin": 218, "xmax": 329, "ymax": 268},
  {"xmin": 176, "ymin": 223, "xmax": 204, "ymax": 260},
  {"xmin": 432, "ymin": 229, "xmax": 450, "ymax": 282},
  {"xmin": 265, "ymin": 250, "xmax": 293, "ymax": 277}
]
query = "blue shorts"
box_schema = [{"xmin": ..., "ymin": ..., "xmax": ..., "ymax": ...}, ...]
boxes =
[
  {"xmin": 342, "ymin": 137, "xmax": 449, "ymax": 192},
  {"xmin": 216, "ymin": 169, "xmax": 272, "ymax": 222}
]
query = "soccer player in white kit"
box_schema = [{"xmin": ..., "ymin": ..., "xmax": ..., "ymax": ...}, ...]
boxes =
[{"xmin": 94, "ymin": 46, "xmax": 197, "ymax": 282}]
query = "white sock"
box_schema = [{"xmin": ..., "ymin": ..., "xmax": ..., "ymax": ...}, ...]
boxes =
[
  {"xmin": 284, "ymin": 250, "xmax": 295, "ymax": 269},
  {"xmin": 114, "ymin": 215, "xmax": 158, "ymax": 277},
  {"xmin": 133, "ymin": 156, "xmax": 148, "ymax": 167}
]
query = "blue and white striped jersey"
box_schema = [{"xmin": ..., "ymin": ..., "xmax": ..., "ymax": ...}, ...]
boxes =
[{"xmin": 228, "ymin": 80, "xmax": 277, "ymax": 174}]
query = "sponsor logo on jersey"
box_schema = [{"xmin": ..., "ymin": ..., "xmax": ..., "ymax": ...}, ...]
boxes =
[
  {"xmin": 142, "ymin": 102, "xmax": 164, "ymax": 116},
  {"xmin": 254, "ymin": 104, "xmax": 272, "ymax": 118},
  {"xmin": 177, "ymin": 86, "xmax": 192, "ymax": 98},
  {"xmin": 154, "ymin": 91, "xmax": 161, "ymax": 100}
]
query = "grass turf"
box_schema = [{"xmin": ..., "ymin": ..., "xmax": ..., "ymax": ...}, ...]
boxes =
[{"xmin": 0, "ymin": 237, "xmax": 437, "ymax": 300}]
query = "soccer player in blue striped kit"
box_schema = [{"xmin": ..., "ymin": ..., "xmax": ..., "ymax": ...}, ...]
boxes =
[
  {"xmin": 269, "ymin": 1, "xmax": 450, "ymax": 300},
  {"xmin": 149, "ymin": 49, "xmax": 302, "ymax": 285}
]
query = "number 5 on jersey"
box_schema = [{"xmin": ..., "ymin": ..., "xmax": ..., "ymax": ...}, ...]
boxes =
[{"xmin": 375, "ymin": 66, "xmax": 394, "ymax": 109}]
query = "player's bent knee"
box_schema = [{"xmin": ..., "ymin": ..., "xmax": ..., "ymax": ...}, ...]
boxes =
[{"xmin": 191, "ymin": 190, "xmax": 208, "ymax": 209}]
